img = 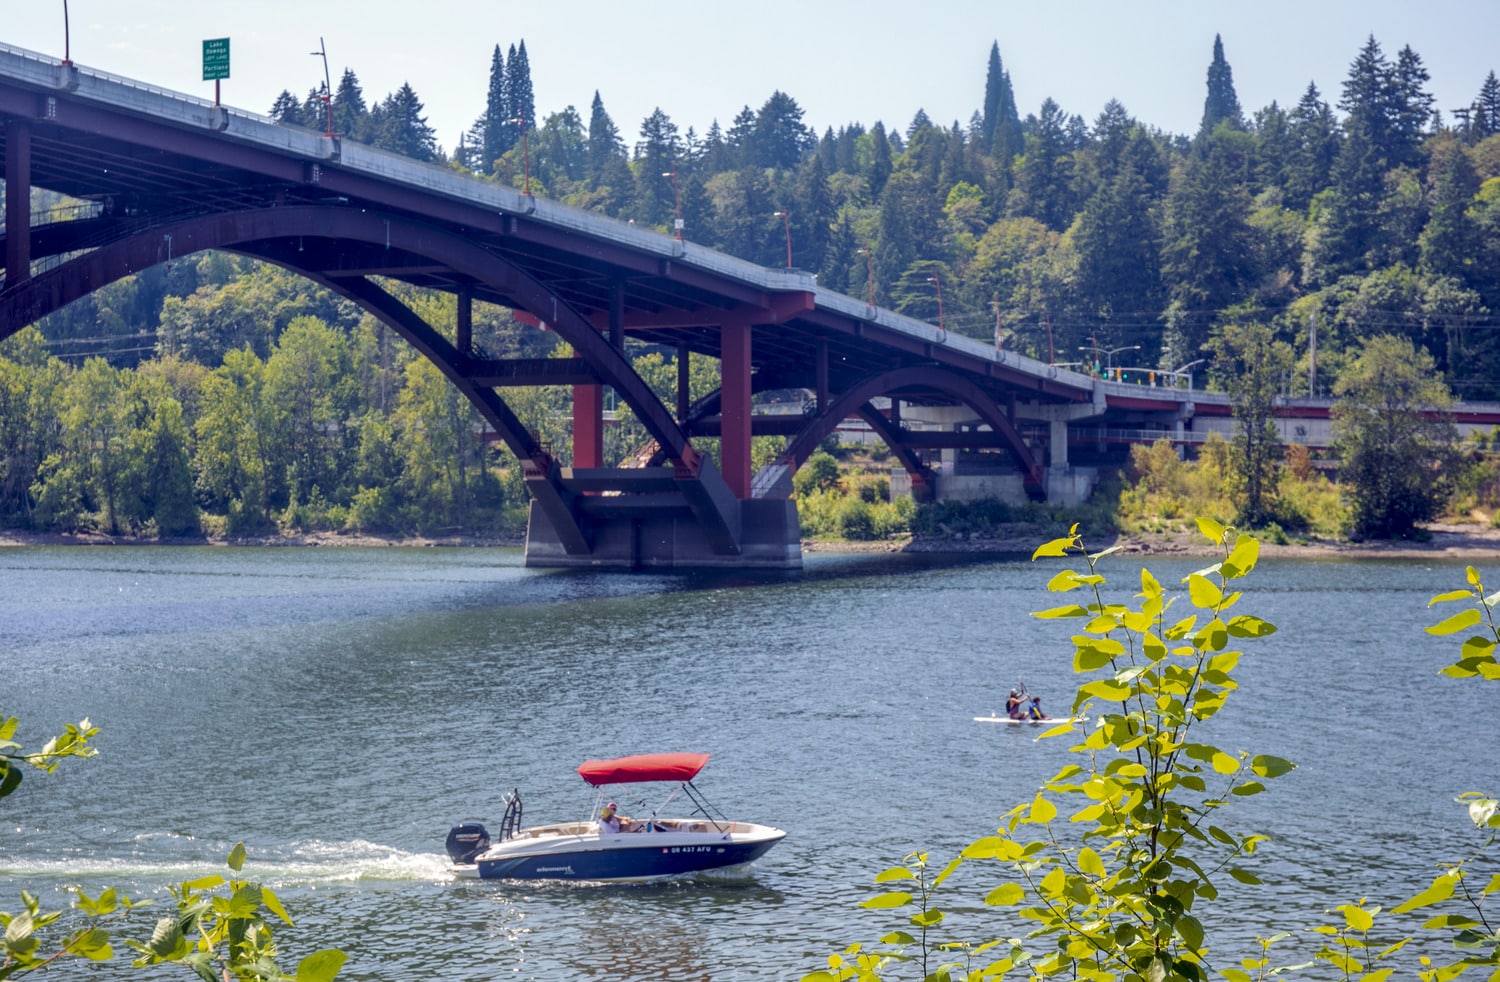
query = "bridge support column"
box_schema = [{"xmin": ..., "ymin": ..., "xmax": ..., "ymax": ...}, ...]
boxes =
[
  {"xmin": 720, "ymin": 321, "xmax": 751, "ymax": 498},
  {"xmin": 4, "ymin": 119, "xmax": 29, "ymax": 286},
  {"xmin": 573, "ymin": 384, "xmax": 604, "ymax": 468},
  {"xmin": 1049, "ymin": 418, "xmax": 1069, "ymax": 469}
]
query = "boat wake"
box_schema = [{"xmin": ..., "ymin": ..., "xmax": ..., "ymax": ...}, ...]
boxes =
[{"xmin": 1, "ymin": 837, "xmax": 453, "ymax": 887}]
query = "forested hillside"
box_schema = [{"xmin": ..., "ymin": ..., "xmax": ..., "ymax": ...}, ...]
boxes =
[{"xmin": 4, "ymin": 35, "xmax": 1499, "ymax": 539}]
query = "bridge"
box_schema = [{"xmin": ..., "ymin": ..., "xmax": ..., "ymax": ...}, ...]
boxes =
[{"xmin": 3, "ymin": 45, "xmax": 1498, "ymax": 568}]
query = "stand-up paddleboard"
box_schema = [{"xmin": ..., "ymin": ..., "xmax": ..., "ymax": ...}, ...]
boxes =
[{"xmin": 974, "ymin": 714, "xmax": 1086, "ymax": 725}]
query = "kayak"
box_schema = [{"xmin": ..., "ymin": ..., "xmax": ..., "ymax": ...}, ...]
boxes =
[{"xmin": 974, "ymin": 714, "xmax": 1086, "ymax": 725}]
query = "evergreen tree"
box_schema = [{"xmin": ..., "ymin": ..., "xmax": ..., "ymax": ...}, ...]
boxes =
[
  {"xmin": 725, "ymin": 106, "xmax": 757, "ymax": 169},
  {"xmin": 633, "ymin": 108, "xmax": 682, "ymax": 227},
  {"xmin": 791, "ymin": 152, "xmax": 836, "ymax": 275},
  {"xmin": 750, "ymin": 91, "xmax": 814, "ymax": 170},
  {"xmin": 699, "ymin": 120, "xmax": 730, "ymax": 173},
  {"xmin": 587, "ymin": 91, "xmax": 625, "ymax": 183},
  {"xmin": 507, "ymin": 41, "xmax": 536, "ymax": 147},
  {"xmin": 1284, "ymin": 82, "xmax": 1340, "ymax": 212},
  {"xmin": 1198, "ymin": 34, "xmax": 1244, "ymax": 139},
  {"xmin": 476, "ymin": 44, "xmax": 508, "ymax": 172},
  {"xmin": 1009, "ymin": 98, "xmax": 1075, "ymax": 231},
  {"xmin": 372, "ymin": 83, "xmax": 439, "ymax": 162},
  {"xmin": 1472, "ymin": 71, "xmax": 1500, "ymax": 141},
  {"xmin": 495, "ymin": 44, "xmax": 524, "ymax": 162},
  {"xmin": 1070, "ymin": 155, "xmax": 1164, "ymax": 356},
  {"xmin": 1390, "ymin": 44, "xmax": 1435, "ymax": 167},
  {"xmin": 1419, "ymin": 137, "xmax": 1480, "ymax": 284},
  {"xmin": 980, "ymin": 43, "xmax": 1024, "ymax": 166},
  {"xmin": 269, "ymin": 90, "xmax": 305, "ymax": 127},
  {"xmin": 1160, "ymin": 132, "xmax": 1256, "ymax": 363},
  {"xmin": 332, "ymin": 69, "xmax": 368, "ymax": 143},
  {"xmin": 868, "ymin": 121, "xmax": 893, "ymax": 197}
]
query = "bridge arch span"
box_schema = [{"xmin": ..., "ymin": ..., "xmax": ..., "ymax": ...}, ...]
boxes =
[
  {"xmin": 775, "ymin": 365, "xmax": 1045, "ymax": 501},
  {"xmin": 0, "ymin": 205, "xmax": 701, "ymax": 476}
]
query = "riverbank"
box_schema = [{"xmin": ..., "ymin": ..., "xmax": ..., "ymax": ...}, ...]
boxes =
[
  {"xmin": 5, "ymin": 522, "xmax": 1500, "ymax": 560},
  {"xmin": 807, "ymin": 521, "xmax": 1500, "ymax": 560}
]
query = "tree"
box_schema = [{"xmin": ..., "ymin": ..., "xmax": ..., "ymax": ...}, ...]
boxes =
[
  {"xmin": 467, "ymin": 44, "xmax": 509, "ymax": 172},
  {"xmin": 332, "ymin": 69, "xmax": 368, "ymax": 143},
  {"xmin": 1332, "ymin": 334, "xmax": 1458, "ymax": 538},
  {"xmin": 506, "ymin": 40, "xmax": 536, "ymax": 151},
  {"xmin": 750, "ymin": 91, "xmax": 815, "ymax": 171},
  {"xmin": 633, "ymin": 108, "xmax": 682, "ymax": 227},
  {"xmin": 980, "ymin": 42, "xmax": 1023, "ymax": 164},
  {"xmin": 1159, "ymin": 132, "xmax": 1256, "ymax": 365},
  {"xmin": 371, "ymin": 83, "xmax": 439, "ymax": 162},
  {"xmin": 586, "ymin": 91, "xmax": 625, "ymax": 184},
  {"xmin": 1284, "ymin": 82, "xmax": 1340, "ymax": 213},
  {"xmin": 1198, "ymin": 33, "xmax": 1244, "ymax": 139},
  {"xmin": 1211, "ymin": 321, "xmax": 1294, "ymax": 526},
  {"xmin": 1008, "ymin": 98, "xmax": 1075, "ymax": 231},
  {"xmin": 1419, "ymin": 136, "xmax": 1481, "ymax": 283}
]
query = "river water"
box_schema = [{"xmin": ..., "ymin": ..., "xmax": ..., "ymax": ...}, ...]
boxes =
[{"xmin": 1, "ymin": 545, "xmax": 1494, "ymax": 980}]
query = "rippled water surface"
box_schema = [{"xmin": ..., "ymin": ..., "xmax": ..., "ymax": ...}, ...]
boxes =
[{"xmin": 2, "ymin": 545, "xmax": 1492, "ymax": 979}]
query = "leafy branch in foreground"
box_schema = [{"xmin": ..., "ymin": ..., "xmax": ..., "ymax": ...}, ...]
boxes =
[
  {"xmin": 807, "ymin": 518, "xmax": 1289, "ymax": 981},
  {"xmin": 2, "ymin": 714, "xmax": 346, "ymax": 981}
]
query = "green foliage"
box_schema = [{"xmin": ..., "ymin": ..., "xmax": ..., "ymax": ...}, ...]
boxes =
[
  {"xmin": 809, "ymin": 520, "xmax": 1289, "ymax": 980},
  {"xmin": 794, "ymin": 452, "xmax": 843, "ymax": 497},
  {"xmin": 1332, "ymin": 335, "xmax": 1460, "ymax": 538},
  {"xmin": 1, "ymin": 716, "xmax": 344, "ymax": 980}
]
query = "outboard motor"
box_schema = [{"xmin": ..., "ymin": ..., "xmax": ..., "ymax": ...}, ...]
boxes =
[{"xmin": 445, "ymin": 822, "xmax": 490, "ymax": 865}]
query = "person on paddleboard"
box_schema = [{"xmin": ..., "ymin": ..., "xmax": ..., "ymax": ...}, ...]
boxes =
[
  {"xmin": 1027, "ymin": 696, "xmax": 1051, "ymax": 720},
  {"xmin": 1005, "ymin": 689, "xmax": 1026, "ymax": 719}
]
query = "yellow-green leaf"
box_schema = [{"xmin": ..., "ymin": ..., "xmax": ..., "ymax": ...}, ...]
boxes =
[
  {"xmin": 1196, "ymin": 517, "xmax": 1227, "ymax": 544},
  {"xmin": 860, "ymin": 890, "xmax": 913, "ymax": 909},
  {"xmin": 1187, "ymin": 574, "xmax": 1223, "ymax": 609},
  {"xmin": 1392, "ymin": 873, "xmax": 1457, "ymax": 914},
  {"xmin": 1426, "ymin": 608, "xmax": 1482, "ymax": 636},
  {"xmin": 984, "ymin": 882, "xmax": 1025, "ymax": 906},
  {"xmin": 1033, "ymin": 537, "xmax": 1078, "ymax": 560},
  {"xmin": 1428, "ymin": 589, "xmax": 1476, "ymax": 606},
  {"xmin": 1077, "ymin": 847, "xmax": 1105, "ymax": 876},
  {"xmin": 1212, "ymin": 752, "xmax": 1241, "ymax": 775},
  {"xmin": 1034, "ymin": 604, "xmax": 1089, "ymax": 620},
  {"xmin": 295, "ymin": 949, "xmax": 347, "ymax": 982},
  {"xmin": 227, "ymin": 842, "xmax": 247, "ymax": 872}
]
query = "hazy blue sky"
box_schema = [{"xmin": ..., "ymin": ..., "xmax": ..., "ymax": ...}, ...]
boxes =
[{"xmin": 8, "ymin": 1, "xmax": 1499, "ymax": 154}]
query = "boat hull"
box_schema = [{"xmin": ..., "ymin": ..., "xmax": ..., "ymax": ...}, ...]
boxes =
[{"xmin": 455, "ymin": 822, "xmax": 785, "ymax": 882}]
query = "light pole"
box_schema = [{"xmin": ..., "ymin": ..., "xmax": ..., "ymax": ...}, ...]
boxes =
[
  {"xmin": 1083, "ymin": 344, "xmax": 1140, "ymax": 376},
  {"xmin": 311, "ymin": 38, "xmax": 333, "ymax": 138},
  {"xmin": 510, "ymin": 116, "xmax": 531, "ymax": 195},
  {"xmin": 773, "ymin": 210, "xmax": 791, "ymax": 268},
  {"xmin": 928, "ymin": 274, "xmax": 945, "ymax": 340},
  {"xmin": 857, "ymin": 247, "xmax": 874, "ymax": 306},
  {"xmin": 1172, "ymin": 358, "xmax": 1207, "ymax": 391},
  {"xmin": 662, "ymin": 168, "xmax": 682, "ymax": 240},
  {"xmin": 61, "ymin": 0, "xmax": 71, "ymax": 65}
]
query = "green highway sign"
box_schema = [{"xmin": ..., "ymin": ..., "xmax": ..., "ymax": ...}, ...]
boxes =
[{"xmin": 202, "ymin": 37, "xmax": 230, "ymax": 81}]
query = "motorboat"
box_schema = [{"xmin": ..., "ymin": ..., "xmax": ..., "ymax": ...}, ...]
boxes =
[{"xmin": 444, "ymin": 752, "xmax": 785, "ymax": 882}]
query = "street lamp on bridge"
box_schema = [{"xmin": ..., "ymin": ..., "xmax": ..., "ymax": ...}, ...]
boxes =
[
  {"xmin": 927, "ymin": 274, "xmax": 945, "ymax": 341},
  {"xmin": 310, "ymin": 38, "xmax": 333, "ymax": 138},
  {"xmin": 510, "ymin": 116, "xmax": 531, "ymax": 195},
  {"xmin": 857, "ymin": 247, "xmax": 874, "ymax": 306},
  {"xmin": 1172, "ymin": 358, "xmax": 1207, "ymax": 391},
  {"xmin": 1081, "ymin": 343, "xmax": 1141, "ymax": 377},
  {"xmin": 772, "ymin": 210, "xmax": 791, "ymax": 268},
  {"xmin": 662, "ymin": 167, "xmax": 683, "ymax": 240}
]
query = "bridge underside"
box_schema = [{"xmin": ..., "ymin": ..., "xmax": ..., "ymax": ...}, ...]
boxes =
[{"xmin": 0, "ymin": 62, "xmax": 1109, "ymax": 568}]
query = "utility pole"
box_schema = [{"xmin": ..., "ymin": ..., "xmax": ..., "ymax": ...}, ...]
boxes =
[{"xmin": 1308, "ymin": 311, "xmax": 1317, "ymax": 397}]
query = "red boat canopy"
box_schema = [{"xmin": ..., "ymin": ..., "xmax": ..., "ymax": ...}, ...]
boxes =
[{"xmin": 577, "ymin": 753, "xmax": 710, "ymax": 786}]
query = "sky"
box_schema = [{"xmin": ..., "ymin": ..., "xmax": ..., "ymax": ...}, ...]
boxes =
[{"xmin": 7, "ymin": 0, "xmax": 1500, "ymax": 155}]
